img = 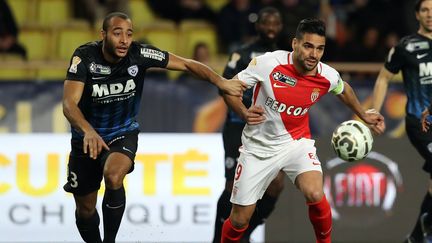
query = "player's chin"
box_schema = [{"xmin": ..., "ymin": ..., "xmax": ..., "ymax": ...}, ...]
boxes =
[
  {"xmin": 116, "ymin": 49, "xmax": 129, "ymax": 57},
  {"xmin": 304, "ymin": 63, "xmax": 317, "ymax": 71}
]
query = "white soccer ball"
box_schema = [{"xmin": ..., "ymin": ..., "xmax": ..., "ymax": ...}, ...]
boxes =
[{"xmin": 331, "ymin": 120, "xmax": 373, "ymax": 162}]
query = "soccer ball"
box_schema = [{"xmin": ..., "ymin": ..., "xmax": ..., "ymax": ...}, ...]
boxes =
[{"xmin": 331, "ymin": 120, "xmax": 373, "ymax": 162}]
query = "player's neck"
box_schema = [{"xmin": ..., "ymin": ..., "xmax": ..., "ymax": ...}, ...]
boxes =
[
  {"xmin": 102, "ymin": 46, "xmax": 122, "ymax": 64},
  {"xmin": 418, "ymin": 29, "xmax": 432, "ymax": 40}
]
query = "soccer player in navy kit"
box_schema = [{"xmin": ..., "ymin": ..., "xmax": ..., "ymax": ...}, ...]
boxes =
[
  {"xmin": 62, "ymin": 12, "xmax": 246, "ymax": 243},
  {"xmin": 212, "ymin": 7, "xmax": 284, "ymax": 243},
  {"xmin": 373, "ymin": 1, "xmax": 432, "ymax": 242}
]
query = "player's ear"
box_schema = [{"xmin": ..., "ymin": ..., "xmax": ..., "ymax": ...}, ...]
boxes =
[
  {"xmin": 415, "ymin": 11, "xmax": 420, "ymax": 21},
  {"xmin": 100, "ymin": 29, "xmax": 106, "ymax": 40},
  {"xmin": 292, "ymin": 38, "xmax": 297, "ymax": 51}
]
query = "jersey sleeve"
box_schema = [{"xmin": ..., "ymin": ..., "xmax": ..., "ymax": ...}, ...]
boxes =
[
  {"xmin": 138, "ymin": 44, "xmax": 169, "ymax": 69},
  {"xmin": 237, "ymin": 54, "xmax": 268, "ymax": 88},
  {"xmin": 384, "ymin": 44, "xmax": 404, "ymax": 74},
  {"xmin": 66, "ymin": 49, "xmax": 88, "ymax": 82},
  {"xmin": 330, "ymin": 73, "xmax": 344, "ymax": 95}
]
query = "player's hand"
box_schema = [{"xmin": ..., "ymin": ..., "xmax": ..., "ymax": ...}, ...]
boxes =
[
  {"xmin": 421, "ymin": 108, "xmax": 431, "ymax": 132},
  {"xmin": 83, "ymin": 130, "xmax": 110, "ymax": 159},
  {"xmin": 221, "ymin": 79, "xmax": 247, "ymax": 97},
  {"xmin": 363, "ymin": 109, "xmax": 385, "ymax": 135},
  {"xmin": 245, "ymin": 105, "xmax": 266, "ymax": 125}
]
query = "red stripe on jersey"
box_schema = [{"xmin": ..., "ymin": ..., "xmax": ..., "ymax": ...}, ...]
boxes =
[
  {"xmin": 252, "ymin": 82, "xmax": 261, "ymax": 105},
  {"xmin": 269, "ymin": 64, "xmax": 331, "ymax": 139}
]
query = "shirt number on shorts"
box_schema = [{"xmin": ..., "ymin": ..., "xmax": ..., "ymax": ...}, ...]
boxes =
[
  {"xmin": 234, "ymin": 164, "xmax": 243, "ymax": 180},
  {"xmin": 70, "ymin": 172, "xmax": 78, "ymax": 188}
]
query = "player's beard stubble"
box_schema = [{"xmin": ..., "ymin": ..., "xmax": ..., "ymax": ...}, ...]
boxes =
[
  {"xmin": 103, "ymin": 36, "xmax": 126, "ymax": 61},
  {"xmin": 258, "ymin": 31, "xmax": 279, "ymax": 45},
  {"xmin": 296, "ymin": 53, "xmax": 318, "ymax": 72}
]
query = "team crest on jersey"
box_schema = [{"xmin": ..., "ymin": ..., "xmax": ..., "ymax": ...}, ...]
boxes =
[
  {"xmin": 311, "ymin": 88, "xmax": 320, "ymax": 102},
  {"xmin": 128, "ymin": 65, "xmax": 138, "ymax": 77},
  {"xmin": 89, "ymin": 62, "xmax": 111, "ymax": 75},
  {"xmin": 68, "ymin": 56, "xmax": 81, "ymax": 73},
  {"xmin": 272, "ymin": 71, "xmax": 297, "ymax": 86}
]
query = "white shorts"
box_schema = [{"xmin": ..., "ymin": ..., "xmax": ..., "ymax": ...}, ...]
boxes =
[{"xmin": 230, "ymin": 138, "xmax": 322, "ymax": 206}]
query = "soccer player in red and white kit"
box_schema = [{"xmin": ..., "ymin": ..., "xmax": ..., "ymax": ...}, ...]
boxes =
[{"xmin": 220, "ymin": 18, "xmax": 386, "ymax": 243}]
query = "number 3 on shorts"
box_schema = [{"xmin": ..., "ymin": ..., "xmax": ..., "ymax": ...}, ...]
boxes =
[
  {"xmin": 234, "ymin": 164, "xmax": 243, "ymax": 180},
  {"xmin": 70, "ymin": 172, "xmax": 78, "ymax": 188}
]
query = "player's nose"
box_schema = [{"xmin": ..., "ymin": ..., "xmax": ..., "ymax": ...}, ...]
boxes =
[
  {"xmin": 310, "ymin": 49, "xmax": 318, "ymax": 58},
  {"xmin": 120, "ymin": 33, "xmax": 129, "ymax": 44}
]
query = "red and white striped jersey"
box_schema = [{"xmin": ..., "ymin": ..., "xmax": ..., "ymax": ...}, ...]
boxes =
[{"xmin": 237, "ymin": 50, "xmax": 344, "ymax": 157}]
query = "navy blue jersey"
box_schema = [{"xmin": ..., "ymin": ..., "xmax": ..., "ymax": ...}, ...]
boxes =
[
  {"xmin": 66, "ymin": 41, "xmax": 169, "ymax": 141},
  {"xmin": 385, "ymin": 33, "xmax": 432, "ymax": 119},
  {"xmin": 222, "ymin": 40, "xmax": 278, "ymax": 125}
]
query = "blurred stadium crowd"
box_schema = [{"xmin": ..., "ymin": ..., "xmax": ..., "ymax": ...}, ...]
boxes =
[
  {"xmin": 0, "ymin": 0, "xmax": 410, "ymax": 134},
  {"xmin": 0, "ymin": 0, "xmax": 417, "ymax": 66}
]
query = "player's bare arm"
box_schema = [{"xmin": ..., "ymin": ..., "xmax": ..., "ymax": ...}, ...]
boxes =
[
  {"xmin": 372, "ymin": 67, "xmax": 395, "ymax": 111},
  {"xmin": 336, "ymin": 81, "xmax": 385, "ymax": 135},
  {"xmin": 222, "ymin": 75, "xmax": 265, "ymax": 125},
  {"xmin": 166, "ymin": 53, "xmax": 247, "ymax": 96},
  {"xmin": 63, "ymin": 80, "xmax": 109, "ymax": 159}
]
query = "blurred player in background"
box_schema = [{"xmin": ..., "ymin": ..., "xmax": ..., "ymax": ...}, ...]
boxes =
[
  {"xmin": 62, "ymin": 12, "xmax": 246, "ymax": 243},
  {"xmin": 210, "ymin": 7, "xmax": 285, "ymax": 243},
  {"xmin": 221, "ymin": 18, "xmax": 385, "ymax": 243},
  {"xmin": 0, "ymin": 0, "xmax": 27, "ymax": 59},
  {"xmin": 372, "ymin": 1, "xmax": 432, "ymax": 242}
]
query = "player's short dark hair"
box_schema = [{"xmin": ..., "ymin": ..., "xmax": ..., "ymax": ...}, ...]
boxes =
[
  {"xmin": 102, "ymin": 12, "xmax": 130, "ymax": 31},
  {"xmin": 415, "ymin": 0, "xmax": 427, "ymax": 12},
  {"xmin": 257, "ymin": 7, "xmax": 281, "ymax": 23},
  {"xmin": 295, "ymin": 18, "xmax": 326, "ymax": 39}
]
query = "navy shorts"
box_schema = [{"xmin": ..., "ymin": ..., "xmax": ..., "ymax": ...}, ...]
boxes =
[
  {"xmin": 405, "ymin": 115, "xmax": 432, "ymax": 177},
  {"xmin": 222, "ymin": 123, "xmax": 244, "ymax": 180},
  {"xmin": 63, "ymin": 130, "xmax": 139, "ymax": 195}
]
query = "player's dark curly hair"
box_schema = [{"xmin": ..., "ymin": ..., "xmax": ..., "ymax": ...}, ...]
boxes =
[
  {"xmin": 256, "ymin": 7, "xmax": 281, "ymax": 23},
  {"xmin": 295, "ymin": 18, "xmax": 326, "ymax": 39},
  {"xmin": 415, "ymin": 0, "xmax": 427, "ymax": 12},
  {"xmin": 102, "ymin": 12, "xmax": 130, "ymax": 31}
]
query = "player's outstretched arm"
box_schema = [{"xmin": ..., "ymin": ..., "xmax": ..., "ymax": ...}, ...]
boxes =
[
  {"xmin": 372, "ymin": 67, "xmax": 395, "ymax": 111},
  {"xmin": 336, "ymin": 81, "xmax": 385, "ymax": 135},
  {"xmin": 63, "ymin": 80, "xmax": 109, "ymax": 159},
  {"xmin": 165, "ymin": 53, "xmax": 247, "ymax": 96}
]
